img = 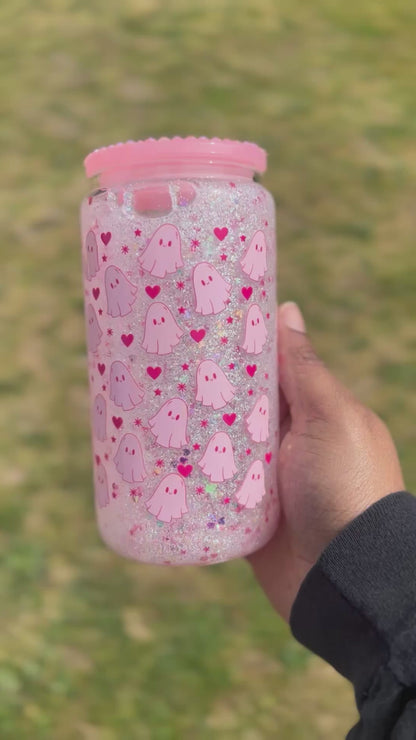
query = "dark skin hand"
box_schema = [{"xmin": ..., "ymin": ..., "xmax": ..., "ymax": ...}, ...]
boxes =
[{"xmin": 247, "ymin": 302, "xmax": 405, "ymax": 622}]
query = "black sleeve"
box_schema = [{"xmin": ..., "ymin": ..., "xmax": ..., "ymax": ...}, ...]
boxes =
[{"xmin": 289, "ymin": 491, "xmax": 416, "ymax": 739}]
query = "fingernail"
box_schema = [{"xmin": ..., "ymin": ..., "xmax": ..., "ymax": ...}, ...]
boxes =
[{"xmin": 280, "ymin": 302, "xmax": 306, "ymax": 333}]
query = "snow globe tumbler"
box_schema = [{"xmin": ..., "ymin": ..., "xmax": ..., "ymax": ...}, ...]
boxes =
[{"xmin": 80, "ymin": 137, "xmax": 279, "ymax": 566}]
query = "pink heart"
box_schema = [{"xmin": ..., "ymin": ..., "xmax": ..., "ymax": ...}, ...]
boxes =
[
  {"xmin": 241, "ymin": 286, "xmax": 253, "ymax": 300},
  {"xmin": 97, "ymin": 363, "xmax": 106, "ymax": 376},
  {"xmin": 92, "ymin": 287, "xmax": 100, "ymax": 300},
  {"xmin": 190, "ymin": 328, "xmax": 206, "ymax": 343},
  {"xmin": 112, "ymin": 416, "xmax": 123, "ymax": 429},
  {"xmin": 145, "ymin": 285, "xmax": 161, "ymax": 299},
  {"xmin": 177, "ymin": 464, "xmax": 193, "ymax": 478},
  {"xmin": 147, "ymin": 366, "xmax": 162, "ymax": 380},
  {"xmin": 121, "ymin": 333, "xmax": 134, "ymax": 347},
  {"xmin": 101, "ymin": 232, "xmax": 111, "ymax": 245},
  {"xmin": 265, "ymin": 452, "xmax": 272, "ymax": 464},
  {"xmin": 246, "ymin": 364, "xmax": 257, "ymax": 377},
  {"xmin": 214, "ymin": 227, "xmax": 228, "ymax": 241},
  {"xmin": 223, "ymin": 413, "xmax": 236, "ymax": 426}
]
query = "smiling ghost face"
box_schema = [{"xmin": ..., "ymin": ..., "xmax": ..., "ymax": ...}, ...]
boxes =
[
  {"xmin": 240, "ymin": 230, "xmax": 268, "ymax": 281},
  {"xmin": 146, "ymin": 473, "xmax": 188, "ymax": 523},
  {"xmin": 235, "ymin": 459, "xmax": 266, "ymax": 509},
  {"xmin": 195, "ymin": 360, "xmax": 235, "ymax": 410},
  {"xmin": 139, "ymin": 224, "xmax": 183, "ymax": 278},
  {"xmin": 86, "ymin": 304, "xmax": 102, "ymax": 352},
  {"xmin": 149, "ymin": 398, "xmax": 189, "ymax": 448},
  {"xmin": 109, "ymin": 361, "xmax": 144, "ymax": 410},
  {"xmin": 242, "ymin": 304, "xmax": 267, "ymax": 355},
  {"xmin": 142, "ymin": 302, "xmax": 183, "ymax": 355},
  {"xmin": 93, "ymin": 393, "xmax": 107, "ymax": 441},
  {"xmin": 85, "ymin": 230, "xmax": 99, "ymax": 280},
  {"xmin": 104, "ymin": 265, "xmax": 137, "ymax": 318},
  {"xmin": 246, "ymin": 394, "xmax": 269, "ymax": 443},
  {"xmin": 114, "ymin": 433, "xmax": 147, "ymax": 483},
  {"xmin": 193, "ymin": 262, "xmax": 231, "ymax": 315},
  {"xmin": 198, "ymin": 431, "xmax": 237, "ymax": 482}
]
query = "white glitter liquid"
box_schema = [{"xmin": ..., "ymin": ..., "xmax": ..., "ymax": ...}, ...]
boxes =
[{"xmin": 80, "ymin": 176, "xmax": 279, "ymax": 565}]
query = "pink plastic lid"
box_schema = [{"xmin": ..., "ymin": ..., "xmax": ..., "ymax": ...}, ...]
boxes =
[{"xmin": 84, "ymin": 136, "xmax": 267, "ymax": 178}]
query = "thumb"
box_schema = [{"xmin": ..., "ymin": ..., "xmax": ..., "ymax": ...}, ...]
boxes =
[{"xmin": 278, "ymin": 302, "xmax": 342, "ymax": 420}]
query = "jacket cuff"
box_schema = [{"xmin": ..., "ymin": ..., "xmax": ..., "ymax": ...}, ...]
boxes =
[{"xmin": 290, "ymin": 491, "xmax": 416, "ymax": 700}]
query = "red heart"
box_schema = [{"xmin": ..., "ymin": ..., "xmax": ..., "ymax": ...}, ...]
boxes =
[
  {"xmin": 112, "ymin": 416, "xmax": 123, "ymax": 429},
  {"xmin": 177, "ymin": 464, "xmax": 193, "ymax": 478},
  {"xmin": 241, "ymin": 286, "xmax": 253, "ymax": 300},
  {"xmin": 223, "ymin": 413, "xmax": 236, "ymax": 426},
  {"xmin": 265, "ymin": 452, "xmax": 272, "ymax": 464},
  {"xmin": 92, "ymin": 287, "xmax": 100, "ymax": 300},
  {"xmin": 101, "ymin": 232, "xmax": 111, "ymax": 245},
  {"xmin": 121, "ymin": 333, "xmax": 134, "ymax": 347},
  {"xmin": 147, "ymin": 366, "xmax": 162, "ymax": 380},
  {"xmin": 214, "ymin": 227, "xmax": 228, "ymax": 241},
  {"xmin": 190, "ymin": 328, "xmax": 206, "ymax": 343},
  {"xmin": 145, "ymin": 285, "xmax": 161, "ymax": 299},
  {"xmin": 98, "ymin": 363, "xmax": 106, "ymax": 376},
  {"xmin": 246, "ymin": 364, "xmax": 257, "ymax": 377}
]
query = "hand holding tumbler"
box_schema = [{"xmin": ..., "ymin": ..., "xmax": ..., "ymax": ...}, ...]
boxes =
[{"xmin": 80, "ymin": 137, "xmax": 279, "ymax": 565}]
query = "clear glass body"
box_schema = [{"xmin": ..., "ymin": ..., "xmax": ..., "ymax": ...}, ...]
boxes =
[{"xmin": 80, "ymin": 168, "xmax": 279, "ymax": 565}]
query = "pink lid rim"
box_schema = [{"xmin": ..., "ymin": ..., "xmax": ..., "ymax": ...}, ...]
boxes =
[{"xmin": 84, "ymin": 136, "xmax": 267, "ymax": 178}]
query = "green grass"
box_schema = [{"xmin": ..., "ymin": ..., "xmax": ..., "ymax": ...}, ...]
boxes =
[{"xmin": 1, "ymin": 0, "xmax": 416, "ymax": 737}]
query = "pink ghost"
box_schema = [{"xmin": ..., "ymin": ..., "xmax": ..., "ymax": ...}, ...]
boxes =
[
  {"xmin": 192, "ymin": 262, "xmax": 231, "ymax": 315},
  {"xmin": 146, "ymin": 473, "xmax": 188, "ymax": 523},
  {"xmin": 95, "ymin": 460, "xmax": 110, "ymax": 508},
  {"xmin": 109, "ymin": 361, "xmax": 144, "ymax": 411},
  {"xmin": 242, "ymin": 304, "xmax": 267, "ymax": 355},
  {"xmin": 235, "ymin": 460, "xmax": 266, "ymax": 509},
  {"xmin": 92, "ymin": 393, "xmax": 107, "ymax": 441},
  {"xmin": 149, "ymin": 398, "xmax": 189, "ymax": 449},
  {"xmin": 85, "ymin": 230, "xmax": 100, "ymax": 280},
  {"xmin": 139, "ymin": 224, "xmax": 183, "ymax": 278},
  {"xmin": 246, "ymin": 394, "xmax": 269, "ymax": 443},
  {"xmin": 105, "ymin": 265, "xmax": 137, "ymax": 318},
  {"xmin": 198, "ymin": 431, "xmax": 237, "ymax": 482},
  {"xmin": 114, "ymin": 433, "xmax": 147, "ymax": 483},
  {"xmin": 142, "ymin": 302, "xmax": 183, "ymax": 355},
  {"xmin": 86, "ymin": 304, "xmax": 102, "ymax": 353},
  {"xmin": 240, "ymin": 230, "xmax": 267, "ymax": 281},
  {"xmin": 196, "ymin": 360, "xmax": 235, "ymax": 410}
]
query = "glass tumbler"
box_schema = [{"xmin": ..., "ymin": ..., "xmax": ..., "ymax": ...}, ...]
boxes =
[{"xmin": 80, "ymin": 137, "xmax": 279, "ymax": 565}]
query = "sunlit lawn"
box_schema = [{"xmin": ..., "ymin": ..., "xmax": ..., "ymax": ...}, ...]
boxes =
[{"xmin": 1, "ymin": 0, "xmax": 415, "ymax": 737}]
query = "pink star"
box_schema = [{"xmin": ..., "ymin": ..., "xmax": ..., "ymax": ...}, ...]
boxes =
[
  {"xmin": 121, "ymin": 245, "xmax": 129, "ymax": 254},
  {"xmin": 230, "ymin": 182, "xmax": 236, "ymax": 188},
  {"xmin": 221, "ymin": 336, "xmax": 228, "ymax": 344},
  {"xmin": 176, "ymin": 281, "xmax": 185, "ymax": 290},
  {"xmin": 111, "ymin": 436, "xmax": 116, "ymax": 443},
  {"xmin": 240, "ymin": 235, "xmax": 246, "ymax": 242},
  {"xmin": 102, "ymin": 385, "xmax": 106, "ymax": 391},
  {"xmin": 193, "ymin": 443, "xmax": 200, "ymax": 450},
  {"xmin": 261, "ymin": 290, "xmax": 267, "ymax": 298},
  {"xmin": 196, "ymin": 486, "xmax": 204, "ymax": 495},
  {"xmin": 134, "ymin": 418, "xmax": 142, "ymax": 427},
  {"xmin": 248, "ymin": 389, "xmax": 254, "ymax": 396},
  {"xmin": 104, "ymin": 453, "xmax": 109, "ymax": 461},
  {"xmin": 220, "ymin": 253, "xmax": 227, "ymax": 261},
  {"xmin": 265, "ymin": 221, "xmax": 268, "ymax": 227},
  {"xmin": 226, "ymin": 316, "xmax": 233, "ymax": 324},
  {"xmin": 154, "ymin": 389, "xmax": 161, "ymax": 396},
  {"xmin": 203, "ymin": 546, "xmax": 210, "ymax": 552},
  {"xmin": 177, "ymin": 382, "xmax": 186, "ymax": 392},
  {"xmin": 245, "ymin": 448, "xmax": 252, "ymax": 455},
  {"xmin": 264, "ymin": 373, "xmax": 269, "ymax": 380},
  {"xmin": 228, "ymin": 363, "xmax": 235, "ymax": 370},
  {"xmin": 102, "ymin": 255, "xmax": 108, "ymax": 262},
  {"xmin": 135, "ymin": 228, "xmax": 142, "ymax": 236},
  {"xmin": 182, "ymin": 363, "xmax": 189, "ymax": 371},
  {"xmin": 201, "ymin": 419, "xmax": 208, "ymax": 428},
  {"xmin": 98, "ymin": 309, "xmax": 103, "ymax": 315},
  {"xmin": 222, "ymin": 496, "xmax": 231, "ymax": 504},
  {"xmin": 156, "ymin": 459, "xmax": 164, "ymax": 467},
  {"xmin": 107, "ymin": 328, "xmax": 113, "ymax": 335},
  {"xmin": 266, "ymin": 313, "xmax": 270, "ymax": 319},
  {"xmin": 178, "ymin": 306, "xmax": 185, "ymax": 314},
  {"xmin": 191, "ymin": 239, "xmax": 200, "ymax": 249}
]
